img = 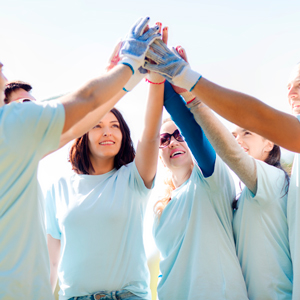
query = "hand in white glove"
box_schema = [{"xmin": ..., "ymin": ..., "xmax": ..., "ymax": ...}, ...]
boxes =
[
  {"xmin": 119, "ymin": 16, "xmax": 161, "ymax": 74},
  {"xmin": 144, "ymin": 40, "xmax": 202, "ymax": 91},
  {"xmin": 170, "ymin": 46, "xmax": 196, "ymax": 103}
]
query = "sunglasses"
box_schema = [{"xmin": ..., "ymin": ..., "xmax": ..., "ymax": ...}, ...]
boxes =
[{"xmin": 159, "ymin": 129, "xmax": 185, "ymax": 149}]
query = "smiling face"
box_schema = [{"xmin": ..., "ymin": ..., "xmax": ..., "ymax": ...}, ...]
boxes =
[
  {"xmin": 287, "ymin": 64, "xmax": 300, "ymax": 115},
  {"xmin": 88, "ymin": 112, "xmax": 122, "ymax": 162},
  {"xmin": 232, "ymin": 126, "xmax": 273, "ymax": 161},
  {"xmin": 159, "ymin": 121, "xmax": 193, "ymax": 170}
]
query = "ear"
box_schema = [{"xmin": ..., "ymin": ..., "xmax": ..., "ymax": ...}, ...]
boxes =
[{"xmin": 264, "ymin": 140, "xmax": 274, "ymax": 153}]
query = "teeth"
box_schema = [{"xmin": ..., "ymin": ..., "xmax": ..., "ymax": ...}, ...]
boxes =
[
  {"xmin": 171, "ymin": 151, "xmax": 184, "ymax": 157},
  {"xmin": 100, "ymin": 142, "xmax": 114, "ymax": 145}
]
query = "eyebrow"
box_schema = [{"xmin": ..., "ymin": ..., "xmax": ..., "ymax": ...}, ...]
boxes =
[{"xmin": 98, "ymin": 120, "xmax": 119, "ymax": 124}]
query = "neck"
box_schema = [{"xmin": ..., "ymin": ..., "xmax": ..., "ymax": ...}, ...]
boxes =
[
  {"xmin": 89, "ymin": 156, "xmax": 115, "ymax": 175},
  {"xmin": 171, "ymin": 162, "xmax": 194, "ymax": 188}
]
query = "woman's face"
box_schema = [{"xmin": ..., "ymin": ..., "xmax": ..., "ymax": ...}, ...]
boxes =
[
  {"xmin": 159, "ymin": 121, "xmax": 193, "ymax": 170},
  {"xmin": 287, "ymin": 65, "xmax": 300, "ymax": 115},
  {"xmin": 88, "ymin": 112, "xmax": 122, "ymax": 161},
  {"xmin": 232, "ymin": 126, "xmax": 273, "ymax": 161}
]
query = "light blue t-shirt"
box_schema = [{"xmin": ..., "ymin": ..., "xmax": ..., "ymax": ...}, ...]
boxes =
[
  {"xmin": 287, "ymin": 114, "xmax": 300, "ymax": 299},
  {"xmin": 45, "ymin": 161, "xmax": 152, "ymax": 300},
  {"xmin": 233, "ymin": 160, "xmax": 292, "ymax": 300},
  {"xmin": 153, "ymin": 156, "xmax": 248, "ymax": 300},
  {"xmin": 0, "ymin": 101, "xmax": 65, "ymax": 300}
]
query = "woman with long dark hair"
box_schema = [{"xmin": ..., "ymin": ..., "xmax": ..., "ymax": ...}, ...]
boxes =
[
  {"xmin": 45, "ymin": 23, "xmax": 167, "ymax": 300},
  {"xmin": 164, "ymin": 47, "xmax": 292, "ymax": 300}
]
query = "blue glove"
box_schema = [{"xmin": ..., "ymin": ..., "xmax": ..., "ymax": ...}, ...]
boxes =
[
  {"xmin": 119, "ymin": 17, "xmax": 161, "ymax": 74},
  {"xmin": 144, "ymin": 39, "xmax": 202, "ymax": 91}
]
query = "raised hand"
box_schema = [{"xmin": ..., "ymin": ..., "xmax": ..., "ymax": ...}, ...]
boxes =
[
  {"xmin": 119, "ymin": 17, "xmax": 161, "ymax": 74},
  {"xmin": 146, "ymin": 22, "xmax": 168, "ymax": 84},
  {"xmin": 144, "ymin": 40, "xmax": 201, "ymax": 92},
  {"xmin": 171, "ymin": 46, "xmax": 196, "ymax": 103}
]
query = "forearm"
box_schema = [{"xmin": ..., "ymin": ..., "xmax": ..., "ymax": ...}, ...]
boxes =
[
  {"xmin": 188, "ymin": 100, "xmax": 257, "ymax": 193},
  {"xmin": 58, "ymin": 89, "xmax": 126, "ymax": 149},
  {"xmin": 135, "ymin": 83, "xmax": 164, "ymax": 188},
  {"xmin": 60, "ymin": 64, "xmax": 132, "ymax": 134},
  {"xmin": 192, "ymin": 77, "xmax": 300, "ymax": 152},
  {"xmin": 164, "ymin": 81, "xmax": 215, "ymax": 177}
]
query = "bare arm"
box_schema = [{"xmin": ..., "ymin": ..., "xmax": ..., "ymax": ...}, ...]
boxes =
[
  {"xmin": 188, "ymin": 99, "xmax": 257, "ymax": 194},
  {"xmin": 58, "ymin": 89, "xmax": 126, "ymax": 148},
  {"xmin": 59, "ymin": 65, "xmax": 131, "ymax": 136},
  {"xmin": 135, "ymin": 82, "xmax": 164, "ymax": 189},
  {"xmin": 192, "ymin": 78, "xmax": 300, "ymax": 152},
  {"xmin": 47, "ymin": 234, "xmax": 61, "ymax": 293}
]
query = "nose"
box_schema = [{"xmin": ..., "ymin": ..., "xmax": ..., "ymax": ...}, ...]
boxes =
[
  {"xmin": 168, "ymin": 136, "xmax": 179, "ymax": 147},
  {"xmin": 235, "ymin": 135, "xmax": 243, "ymax": 145}
]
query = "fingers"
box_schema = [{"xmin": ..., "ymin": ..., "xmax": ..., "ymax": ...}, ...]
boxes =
[
  {"xmin": 106, "ymin": 40, "xmax": 123, "ymax": 72},
  {"xmin": 176, "ymin": 46, "xmax": 188, "ymax": 63},
  {"xmin": 162, "ymin": 27, "xmax": 168, "ymax": 45},
  {"xmin": 134, "ymin": 16, "xmax": 150, "ymax": 37},
  {"xmin": 142, "ymin": 25, "xmax": 160, "ymax": 41}
]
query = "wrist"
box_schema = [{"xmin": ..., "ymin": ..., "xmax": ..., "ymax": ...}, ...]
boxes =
[
  {"xmin": 172, "ymin": 68, "xmax": 202, "ymax": 92},
  {"xmin": 118, "ymin": 57, "xmax": 141, "ymax": 75}
]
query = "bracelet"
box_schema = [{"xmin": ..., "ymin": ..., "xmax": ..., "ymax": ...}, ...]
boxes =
[
  {"xmin": 145, "ymin": 78, "xmax": 165, "ymax": 84},
  {"xmin": 186, "ymin": 97, "xmax": 196, "ymax": 104}
]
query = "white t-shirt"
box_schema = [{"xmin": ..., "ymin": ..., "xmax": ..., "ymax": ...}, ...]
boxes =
[
  {"xmin": 0, "ymin": 101, "xmax": 65, "ymax": 299},
  {"xmin": 287, "ymin": 114, "xmax": 300, "ymax": 299},
  {"xmin": 46, "ymin": 161, "xmax": 152, "ymax": 300},
  {"xmin": 234, "ymin": 160, "xmax": 292, "ymax": 300},
  {"xmin": 153, "ymin": 156, "xmax": 248, "ymax": 300}
]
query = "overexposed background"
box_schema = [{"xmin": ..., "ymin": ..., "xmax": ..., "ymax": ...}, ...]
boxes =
[{"xmin": 1, "ymin": 0, "xmax": 299, "ymax": 297}]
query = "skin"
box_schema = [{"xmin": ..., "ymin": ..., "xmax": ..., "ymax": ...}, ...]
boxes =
[
  {"xmin": 160, "ymin": 121, "xmax": 194, "ymax": 188},
  {"xmin": 287, "ymin": 64, "xmax": 300, "ymax": 116},
  {"xmin": 7, "ymin": 88, "xmax": 36, "ymax": 103},
  {"xmin": 232, "ymin": 126, "xmax": 273, "ymax": 162},
  {"xmin": 88, "ymin": 112, "xmax": 122, "ymax": 175},
  {"xmin": 48, "ymin": 21, "xmax": 167, "ymax": 292},
  {"xmin": 191, "ymin": 70, "xmax": 300, "ymax": 152}
]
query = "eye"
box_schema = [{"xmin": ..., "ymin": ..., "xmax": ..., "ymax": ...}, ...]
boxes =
[
  {"xmin": 244, "ymin": 131, "xmax": 251, "ymax": 135},
  {"xmin": 93, "ymin": 124, "xmax": 101, "ymax": 129},
  {"xmin": 112, "ymin": 124, "xmax": 120, "ymax": 128}
]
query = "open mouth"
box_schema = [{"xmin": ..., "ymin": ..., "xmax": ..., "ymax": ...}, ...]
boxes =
[
  {"xmin": 170, "ymin": 151, "xmax": 185, "ymax": 158},
  {"xmin": 99, "ymin": 141, "xmax": 115, "ymax": 145}
]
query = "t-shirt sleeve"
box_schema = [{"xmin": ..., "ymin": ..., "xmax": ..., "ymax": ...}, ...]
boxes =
[
  {"xmin": 203, "ymin": 156, "xmax": 236, "ymax": 229},
  {"xmin": 128, "ymin": 160, "xmax": 155, "ymax": 197},
  {"xmin": 247, "ymin": 160, "xmax": 287, "ymax": 206},
  {"xmin": 2, "ymin": 101, "xmax": 65, "ymax": 158},
  {"xmin": 45, "ymin": 187, "xmax": 61, "ymax": 240}
]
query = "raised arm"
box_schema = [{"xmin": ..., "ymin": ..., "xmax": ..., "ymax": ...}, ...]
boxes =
[
  {"xmin": 191, "ymin": 78, "xmax": 300, "ymax": 153},
  {"xmin": 163, "ymin": 81, "xmax": 216, "ymax": 177},
  {"xmin": 135, "ymin": 23, "xmax": 166, "ymax": 189},
  {"xmin": 144, "ymin": 40, "xmax": 300, "ymax": 152},
  {"xmin": 188, "ymin": 99, "xmax": 257, "ymax": 193},
  {"xmin": 56, "ymin": 17, "xmax": 160, "ymax": 148}
]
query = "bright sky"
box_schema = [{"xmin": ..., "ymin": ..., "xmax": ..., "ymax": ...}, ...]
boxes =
[{"xmin": 1, "ymin": 0, "xmax": 300, "ymax": 257}]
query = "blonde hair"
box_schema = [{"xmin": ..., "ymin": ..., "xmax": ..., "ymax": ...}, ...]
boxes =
[{"xmin": 154, "ymin": 118, "xmax": 176, "ymax": 217}]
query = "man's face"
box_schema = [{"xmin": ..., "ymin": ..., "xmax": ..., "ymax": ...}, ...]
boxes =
[
  {"xmin": 0, "ymin": 62, "xmax": 8, "ymax": 105},
  {"xmin": 7, "ymin": 88, "xmax": 36, "ymax": 103},
  {"xmin": 287, "ymin": 64, "xmax": 300, "ymax": 115}
]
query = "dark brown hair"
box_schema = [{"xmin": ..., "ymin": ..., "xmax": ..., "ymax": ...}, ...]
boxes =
[
  {"xmin": 69, "ymin": 108, "xmax": 135, "ymax": 174},
  {"xmin": 4, "ymin": 81, "xmax": 32, "ymax": 104}
]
